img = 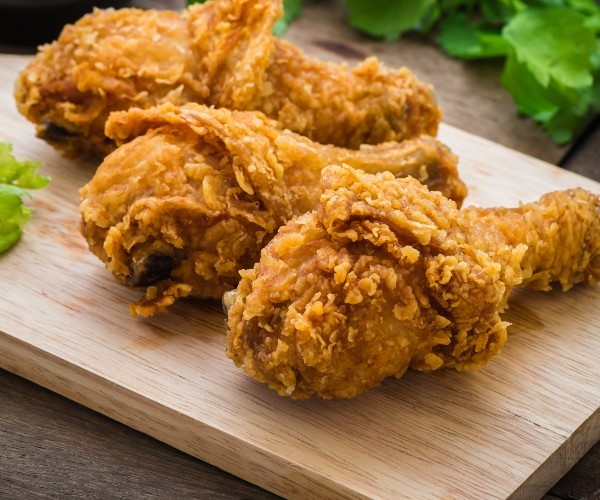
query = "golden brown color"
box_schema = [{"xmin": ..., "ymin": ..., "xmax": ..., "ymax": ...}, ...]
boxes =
[
  {"xmin": 79, "ymin": 103, "xmax": 464, "ymax": 316},
  {"xmin": 226, "ymin": 165, "xmax": 600, "ymax": 399},
  {"xmin": 2, "ymin": 49, "xmax": 599, "ymax": 495},
  {"xmin": 14, "ymin": 0, "xmax": 441, "ymax": 157}
]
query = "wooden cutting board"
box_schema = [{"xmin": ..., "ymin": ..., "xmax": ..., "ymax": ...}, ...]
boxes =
[{"xmin": 0, "ymin": 54, "xmax": 598, "ymax": 499}]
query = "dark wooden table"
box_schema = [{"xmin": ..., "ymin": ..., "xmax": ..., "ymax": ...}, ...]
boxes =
[{"xmin": 1, "ymin": 1, "xmax": 598, "ymax": 498}]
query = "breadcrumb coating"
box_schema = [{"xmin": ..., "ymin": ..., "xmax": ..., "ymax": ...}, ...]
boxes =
[
  {"xmin": 15, "ymin": 0, "xmax": 441, "ymax": 157},
  {"xmin": 226, "ymin": 165, "xmax": 599, "ymax": 399},
  {"xmin": 79, "ymin": 103, "xmax": 464, "ymax": 316}
]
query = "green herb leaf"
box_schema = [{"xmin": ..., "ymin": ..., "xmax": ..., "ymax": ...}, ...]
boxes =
[
  {"xmin": 0, "ymin": 185, "xmax": 32, "ymax": 253},
  {"xmin": 346, "ymin": 0, "xmax": 437, "ymax": 40},
  {"xmin": 439, "ymin": 14, "xmax": 509, "ymax": 59},
  {"xmin": 502, "ymin": 49, "xmax": 593, "ymax": 143},
  {"xmin": 0, "ymin": 142, "xmax": 50, "ymax": 189},
  {"xmin": 564, "ymin": 0, "xmax": 600, "ymax": 16},
  {"xmin": 0, "ymin": 142, "xmax": 49, "ymax": 253},
  {"xmin": 503, "ymin": 7, "xmax": 596, "ymax": 88},
  {"xmin": 499, "ymin": 7, "xmax": 598, "ymax": 143},
  {"xmin": 480, "ymin": 0, "xmax": 520, "ymax": 24},
  {"xmin": 584, "ymin": 14, "xmax": 600, "ymax": 31}
]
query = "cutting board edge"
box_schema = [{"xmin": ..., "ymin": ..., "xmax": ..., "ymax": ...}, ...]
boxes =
[
  {"xmin": 4, "ymin": 327, "xmax": 597, "ymax": 500},
  {"xmin": 0, "ymin": 329, "xmax": 375, "ymax": 500},
  {"xmin": 510, "ymin": 408, "xmax": 600, "ymax": 500},
  {"xmin": 439, "ymin": 122, "xmax": 600, "ymax": 190}
]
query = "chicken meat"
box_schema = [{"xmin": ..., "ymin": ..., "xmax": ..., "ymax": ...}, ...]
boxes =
[
  {"xmin": 80, "ymin": 103, "xmax": 465, "ymax": 316},
  {"xmin": 226, "ymin": 164, "xmax": 599, "ymax": 399},
  {"xmin": 15, "ymin": 0, "xmax": 441, "ymax": 157}
]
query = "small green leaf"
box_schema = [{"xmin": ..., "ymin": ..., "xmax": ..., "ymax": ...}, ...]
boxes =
[
  {"xmin": 0, "ymin": 142, "xmax": 50, "ymax": 189},
  {"xmin": 439, "ymin": 14, "xmax": 509, "ymax": 59},
  {"xmin": 0, "ymin": 143, "xmax": 49, "ymax": 253},
  {"xmin": 502, "ymin": 51, "xmax": 559, "ymax": 119},
  {"xmin": 502, "ymin": 50, "xmax": 593, "ymax": 144},
  {"xmin": 565, "ymin": 0, "xmax": 600, "ymax": 16},
  {"xmin": 439, "ymin": 14, "xmax": 480, "ymax": 57},
  {"xmin": 0, "ymin": 185, "xmax": 32, "ymax": 253},
  {"xmin": 419, "ymin": 2, "xmax": 441, "ymax": 33},
  {"xmin": 503, "ymin": 7, "xmax": 596, "ymax": 88},
  {"xmin": 481, "ymin": 0, "xmax": 520, "ymax": 24},
  {"xmin": 583, "ymin": 13, "xmax": 600, "ymax": 31},
  {"xmin": 543, "ymin": 109, "xmax": 584, "ymax": 143},
  {"xmin": 346, "ymin": 0, "xmax": 437, "ymax": 40}
]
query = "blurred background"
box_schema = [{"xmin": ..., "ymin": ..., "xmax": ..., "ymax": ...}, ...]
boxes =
[{"xmin": 0, "ymin": 0, "xmax": 187, "ymax": 46}]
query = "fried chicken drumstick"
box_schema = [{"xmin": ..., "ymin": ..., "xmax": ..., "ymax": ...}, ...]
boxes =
[
  {"xmin": 80, "ymin": 103, "xmax": 465, "ymax": 316},
  {"xmin": 15, "ymin": 0, "xmax": 441, "ymax": 157},
  {"xmin": 226, "ymin": 165, "xmax": 600, "ymax": 399}
]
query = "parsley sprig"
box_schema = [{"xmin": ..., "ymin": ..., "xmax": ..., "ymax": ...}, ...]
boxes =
[
  {"xmin": 435, "ymin": 1, "xmax": 600, "ymax": 143},
  {"xmin": 0, "ymin": 142, "xmax": 50, "ymax": 253}
]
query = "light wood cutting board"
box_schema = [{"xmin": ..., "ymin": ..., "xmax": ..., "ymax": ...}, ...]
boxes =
[{"xmin": 0, "ymin": 54, "xmax": 599, "ymax": 499}]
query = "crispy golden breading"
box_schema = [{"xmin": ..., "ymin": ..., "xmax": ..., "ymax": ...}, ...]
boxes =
[
  {"xmin": 226, "ymin": 165, "xmax": 600, "ymax": 399},
  {"xmin": 15, "ymin": 0, "xmax": 441, "ymax": 157},
  {"xmin": 80, "ymin": 103, "xmax": 463, "ymax": 316}
]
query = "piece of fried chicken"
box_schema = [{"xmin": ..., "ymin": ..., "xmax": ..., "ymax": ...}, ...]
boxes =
[
  {"xmin": 15, "ymin": 0, "xmax": 441, "ymax": 157},
  {"xmin": 226, "ymin": 165, "xmax": 599, "ymax": 399},
  {"xmin": 79, "ymin": 103, "xmax": 465, "ymax": 316}
]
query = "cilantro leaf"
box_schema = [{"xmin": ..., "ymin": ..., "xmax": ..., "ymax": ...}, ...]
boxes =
[
  {"xmin": 346, "ymin": 0, "xmax": 437, "ymax": 40},
  {"xmin": 503, "ymin": 7, "xmax": 596, "ymax": 88},
  {"xmin": 0, "ymin": 142, "xmax": 49, "ymax": 189},
  {"xmin": 502, "ymin": 49, "xmax": 593, "ymax": 143},
  {"xmin": 585, "ymin": 14, "xmax": 600, "ymax": 31},
  {"xmin": 480, "ymin": 0, "xmax": 521, "ymax": 24},
  {"xmin": 499, "ymin": 7, "xmax": 598, "ymax": 143},
  {"xmin": 439, "ymin": 14, "xmax": 509, "ymax": 59},
  {"xmin": 0, "ymin": 185, "xmax": 32, "ymax": 253},
  {"xmin": 564, "ymin": 0, "xmax": 600, "ymax": 15},
  {"xmin": 0, "ymin": 142, "xmax": 49, "ymax": 253}
]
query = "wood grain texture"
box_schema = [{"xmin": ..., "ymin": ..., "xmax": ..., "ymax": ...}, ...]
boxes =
[
  {"xmin": 0, "ymin": 54, "xmax": 599, "ymax": 499},
  {"xmin": 0, "ymin": 368, "xmax": 275, "ymax": 499},
  {"xmin": 2, "ymin": 0, "xmax": 599, "ymax": 496},
  {"xmin": 2, "ymin": 368, "xmax": 598, "ymax": 500}
]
